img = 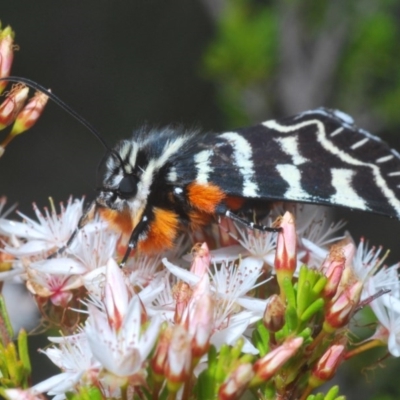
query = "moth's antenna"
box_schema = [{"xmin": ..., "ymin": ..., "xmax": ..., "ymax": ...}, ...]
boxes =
[{"xmin": 0, "ymin": 76, "xmax": 110, "ymax": 150}]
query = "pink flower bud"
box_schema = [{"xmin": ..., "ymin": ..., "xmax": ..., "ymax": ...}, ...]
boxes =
[
  {"xmin": 187, "ymin": 276, "xmax": 214, "ymax": 358},
  {"xmin": 0, "ymin": 25, "xmax": 15, "ymax": 93},
  {"xmin": 190, "ymin": 242, "xmax": 211, "ymax": 276},
  {"xmin": 151, "ymin": 326, "xmax": 171, "ymax": 376},
  {"xmin": 252, "ymin": 337, "xmax": 303, "ymax": 384},
  {"xmin": 10, "ymin": 90, "xmax": 49, "ymax": 136},
  {"xmin": 0, "ymin": 84, "xmax": 28, "ymax": 131},
  {"xmin": 320, "ymin": 245, "xmax": 346, "ymax": 299},
  {"xmin": 172, "ymin": 281, "xmax": 192, "ymax": 324},
  {"xmin": 310, "ymin": 343, "xmax": 345, "ymax": 387},
  {"xmin": 275, "ymin": 212, "xmax": 297, "ymax": 273},
  {"xmin": 339, "ymin": 242, "xmax": 357, "ymax": 286},
  {"xmin": 263, "ymin": 294, "xmax": 286, "ymax": 332},
  {"xmin": 104, "ymin": 258, "xmax": 129, "ymax": 331},
  {"xmin": 275, "ymin": 212, "xmax": 297, "ymax": 295},
  {"xmin": 324, "ymin": 280, "xmax": 363, "ymax": 332},
  {"xmin": 219, "ymin": 363, "xmax": 254, "ymax": 400},
  {"xmin": 165, "ymin": 325, "xmax": 192, "ymax": 389}
]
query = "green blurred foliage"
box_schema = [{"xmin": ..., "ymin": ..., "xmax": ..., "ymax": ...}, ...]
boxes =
[
  {"xmin": 338, "ymin": 6, "xmax": 400, "ymax": 125},
  {"xmin": 203, "ymin": 0, "xmax": 278, "ymax": 126},
  {"xmin": 203, "ymin": 0, "xmax": 400, "ymax": 132}
]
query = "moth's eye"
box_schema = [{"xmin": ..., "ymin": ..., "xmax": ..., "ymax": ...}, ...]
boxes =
[{"xmin": 117, "ymin": 175, "xmax": 138, "ymax": 199}]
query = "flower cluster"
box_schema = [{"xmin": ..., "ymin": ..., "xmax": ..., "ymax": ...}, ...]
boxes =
[{"xmin": 0, "ymin": 198, "xmax": 399, "ymax": 400}]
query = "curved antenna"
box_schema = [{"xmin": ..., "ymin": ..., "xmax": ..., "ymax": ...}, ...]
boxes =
[{"xmin": 0, "ymin": 76, "xmax": 110, "ymax": 150}]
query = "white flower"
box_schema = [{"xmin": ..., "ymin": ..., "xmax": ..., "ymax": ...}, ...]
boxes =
[
  {"xmin": 369, "ymin": 293, "xmax": 400, "ymax": 357},
  {"xmin": 4, "ymin": 388, "xmax": 44, "ymax": 400},
  {"xmin": 366, "ymin": 262, "xmax": 400, "ymax": 299},
  {"xmin": 210, "ymin": 257, "xmax": 266, "ymax": 312},
  {"xmin": 0, "ymin": 198, "xmax": 84, "ymax": 258},
  {"xmin": 351, "ymin": 238, "xmax": 384, "ymax": 283},
  {"xmin": 231, "ymin": 224, "xmax": 277, "ymax": 268},
  {"xmin": 26, "ymin": 223, "xmax": 119, "ymax": 298},
  {"xmin": 18, "ymin": 333, "xmax": 101, "ymax": 399},
  {"xmin": 68, "ymin": 224, "xmax": 118, "ymax": 272},
  {"xmin": 126, "ymin": 254, "xmax": 163, "ymax": 288},
  {"xmin": 84, "ymin": 259, "xmax": 161, "ymax": 379},
  {"xmin": 346, "ymin": 238, "xmax": 393, "ymax": 302},
  {"xmin": 162, "ymin": 255, "xmax": 268, "ymax": 354}
]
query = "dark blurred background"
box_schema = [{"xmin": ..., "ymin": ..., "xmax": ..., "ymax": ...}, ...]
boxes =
[{"xmin": 2, "ymin": 1, "xmax": 400, "ymax": 398}]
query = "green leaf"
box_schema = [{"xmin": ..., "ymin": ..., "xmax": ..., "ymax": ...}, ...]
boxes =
[
  {"xmin": 283, "ymin": 277, "xmax": 296, "ymax": 308},
  {"xmin": 17, "ymin": 330, "xmax": 31, "ymax": 379},
  {"xmin": 312, "ymin": 276, "xmax": 327, "ymax": 297},
  {"xmin": 285, "ymin": 304, "xmax": 298, "ymax": 333},
  {"xmin": 300, "ymin": 299, "xmax": 325, "ymax": 322},
  {"xmin": 325, "ymin": 385, "xmax": 340, "ymax": 400},
  {"xmin": 253, "ymin": 322, "xmax": 270, "ymax": 356},
  {"xmin": 297, "ymin": 280, "xmax": 311, "ymax": 318},
  {"xmin": 0, "ymin": 296, "xmax": 13, "ymax": 344}
]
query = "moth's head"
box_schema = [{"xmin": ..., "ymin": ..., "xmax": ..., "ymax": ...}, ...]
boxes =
[
  {"xmin": 96, "ymin": 139, "xmax": 146, "ymax": 213},
  {"xmin": 96, "ymin": 126, "xmax": 192, "ymax": 213}
]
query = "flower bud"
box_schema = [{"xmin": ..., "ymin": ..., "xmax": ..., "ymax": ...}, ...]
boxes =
[
  {"xmin": 165, "ymin": 325, "xmax": 192, "ymax": 392},
  {"xmin": 324, "ymin": 280, "xmax": 363, "ymax": 332},
  {"xmin": 320, "ymin": 245, "xmax": 345, "ymax": 299},
  {"xmin": 252, "ymin": 337, "xmax": 303, "ymax": 384},
  {"xmin": 0, "ymin": 25, "xmax": 15, "ymax": 94},
  {"xmin": 275, "ymin": 212, "xmax": 297, "ymax": 296},
  {"xmin": 10, "ymin": 90, "xmax": 49, "ymax": 136},
  {"xmin": 186, "ymin": 275, "xmax": 214, "ymax": 358},
  {"xmin": 263, "ymin": 294, "xmax": 285, "ymax": 332},
  {"xmin": 190, "ymin": 242, "xmax": 211, "ymax": 276},
  {"xmin": 172, "ymin": 281, "xmax": 192, "ymax": 324},
  {"xmin": 0, "ymin": 84, "xmax": 28, "ymax": 131},
  {"xmin": 219, "ymin": 363, "xmax": 254, "ymax": 400},
  {"xmin": 151, "ymin": 325, "xmax": 172, "ymax": 377},
  {"xmin": 309, "ymin": 343, "xmax": 345, "ymax": 388}
]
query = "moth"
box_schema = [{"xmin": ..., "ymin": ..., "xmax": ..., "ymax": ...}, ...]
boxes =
[{"xmin": 3, "ymin": 77, "xmax": 400, "ymax": 265}]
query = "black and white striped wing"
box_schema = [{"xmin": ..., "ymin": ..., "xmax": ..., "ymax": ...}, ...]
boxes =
[{"xmin": 205, "ymin": 108, "xmax": 400, "ymax": 219}]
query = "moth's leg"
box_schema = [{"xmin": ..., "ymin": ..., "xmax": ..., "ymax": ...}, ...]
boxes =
[
  {"xmin": 48, "ymin": 201, "xmax": 97, "ymax": 259},
  {"xmin": 223, "ymin": 209, "xmax": 281, "ymax": 233},
  {"xmin": 224, "ymin": 210, "xmax": 281, "ymax": 232},
  {"xmin": 119, "ymin": 214, "xmax": 149, "ymax": 268}
]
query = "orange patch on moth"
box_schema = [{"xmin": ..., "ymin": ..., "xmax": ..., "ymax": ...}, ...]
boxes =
[
  {"xmin": 225, "ymin": 196, "xmax": 245, "ymax": 211},
  {"xmin": 138, "ymin": 208, "xmax": 180, "ymax": 254},
  {"xmin": 99, "ymin": 208, "xmax": 134, "ymax": 235},
  {"xmin": 187, "ymin": 182, "xmax": 225, "ymax": 214}
]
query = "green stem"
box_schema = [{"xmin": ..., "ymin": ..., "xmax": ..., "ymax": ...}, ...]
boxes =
[
  {"xmin": 307, "ymin": 329, "xmax": 327, "ymax": 353},
  {"xmin": 181, "ymin": 376, "xmax": 192, "ymax": 400},
  {"xmin": 121, "ymin": 385, "xmax": 128, "ymax": 400},
  {"xmin": 167, "ymin": 392, "xmax": 177, "ymax": 400},
  {"xmin": 298, "ymin": 385, "xmax": 313, "ymax": 400},
  {"xmin": 344, "ymin": 339, "xmax": 385, "ymax": 360}
]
